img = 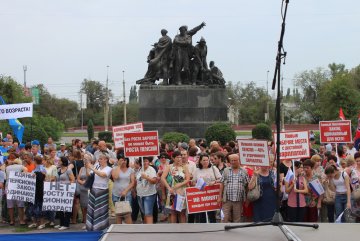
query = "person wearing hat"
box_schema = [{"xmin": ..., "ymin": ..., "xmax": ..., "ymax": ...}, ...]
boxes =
[
  {"xmin": 191, "ymin": 37, "xmax": 208, "ymax": 85},
  {"xmin": 57, "ymin": 143, "xmax": 68, "ymax": 158},
  {"xmin": 172, "ymin": 22, "xmax": 206, "ymax": 85},
  {"xmin": 157, "ymin": 29, "xmax": 172, "ymax": 85}
]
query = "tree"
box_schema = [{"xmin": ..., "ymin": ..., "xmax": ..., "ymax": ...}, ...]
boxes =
[
  {"xmin": 205, "ymin": 122, "xmax": 236, "ymax": 146},
  {"xmin": 129, "ymin": 85, "xmax": 138, "ymax": 103},
  {"xmin": 227, "ymin": 81, "xmax": 273, "ymax": 124},
  {"xmin": 80, "ymin": 79, "xmax": 107, "ymax": 112},
  {"xmin": 87, "ymin": 119, "xmax": 94, "ymax": 141},
  {"xmin": 294, "ymin": 67, "xmax": 329, "ymax": 123},
  {"xmin": 252, "ymin": 123, "xmax": 272, "ymax": 140},
  {"xmin": 111, "ymin": 102, "xmax": 139, "ymax": 125},
  {"xmin": 328, "ymin": 63, "xmax": 347, "ymax": 78},
  {"xmin": 0, "ymin": 76, "xmax": 32, "ymax": 104},
  {"xmin": 319, "ymin": 73, "xmax": 360, "ymax": 121},
  {"xmin": 33, "ymin": 84, "xmax": 79, "ymax": 128}
]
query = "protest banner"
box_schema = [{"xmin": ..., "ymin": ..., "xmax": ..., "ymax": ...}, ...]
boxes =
[
  {"xmin": 123, "ymin": 131, "xmax": 159, "ymax": 157},
  {"xmin": 42, "ymin": 182, "xmax": 76, "ymax": 212},
  {"xmin": 0, "ymin": 103, "xmax": 33, "ymax": 120},
  {"xmin": 6, "ymin": 172, "xmax": 36, "ymax": 203},
  {"xmin": 238, "ymin": 139, "xmax": 270, "ymax": 167},
  {"xmin": 113, "ymin": 122, "xmax": 144, "ymax": 148},
  {"xmin": 186, "ymin": 184, "xmax": 221, "ymax": 214},
  {"xmin": 319, "ymin": 120, "xmax": 352, "ymax": 143},
  {"xmin": 274, "ymin": 131, "xmax": 310, "ymax": 160}
]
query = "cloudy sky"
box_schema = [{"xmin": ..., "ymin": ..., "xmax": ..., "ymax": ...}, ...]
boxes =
[{"xmin": 1, "ymin": 0, "xmax": 359, "ymax": 103}]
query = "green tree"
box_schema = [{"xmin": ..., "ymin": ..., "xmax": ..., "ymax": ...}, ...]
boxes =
[
  {"xmin": 33, "ymin": 84, "xmax": 79, "ymax": 128},
  {"xmin": 294, "ymin": 67, "xmax": 329, "ymax": 123},
  {"xmin": 0, "ymin": 76, "xmax": 32, "ymax": 103},
  {"xmin": 319, "ymin": 73, "xmax": 360, "ymax": 121},
  {"xmin": 87, "ymin": 119, "xmax": 94, "ymax": 141},
  {"xmin": 328, "ymin": 63, "xmax": 347, "ymax": 78},
  {"xmin": 227, "ymin": 81, "xmax": 273, "ymax": 124},
  {"xmin": 205, "ymin": 122, "xmax": 236, "ymax": 146},
  {"xmin": 252, "ymin": 123, "xmax": 272, "ymax": 140},
  {"xmin": 111, "ymin": 102, "xmax": 139, "ymax": 125},
  {"xmin": 129, "ymin": 85, "xmax": 138, "ymax": 103},
  {"xmin": 80, "ymin": 79, "xmax": 107, "ymax": 112}
]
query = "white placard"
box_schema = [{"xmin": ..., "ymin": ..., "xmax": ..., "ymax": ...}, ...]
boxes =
[
  {"xmin": 238, "ymin": 139, "xmax": 270, "ymax": 167},
  {"xmin": 42, "ymin": 182, "xmax": 76, "ymax": 212},
  {"xmin": 274, "ymin": 131, "xmax": 310, "ymax": 161},
  {"xmin": 7, "ymin": 172, "xmax": 36, "ymax": 203},
  {"xmin": 0, "ymin": 103, "xmax": 33, "ymax": 120},
  {"xmin": 113, "ymin": 122, "xmax": 143, "ymax": 148}
]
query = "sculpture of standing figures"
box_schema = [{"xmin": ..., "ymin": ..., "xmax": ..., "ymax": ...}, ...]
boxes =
[
  {"xmin": 172, "ymin": 22, "xmax": 206, "ymax": 85},
  {"xmin": 191, "ymin": 37, "xmax": 208, "ymax": 85}
]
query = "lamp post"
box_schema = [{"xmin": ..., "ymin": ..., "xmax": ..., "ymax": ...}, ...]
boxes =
[
  {"xmin": 122, "ymin": 70, "xmax": 127, "ymax": 125},
  {"xmin": 266, "ymin": 70, "xmax": 270, "ymax": 121}
]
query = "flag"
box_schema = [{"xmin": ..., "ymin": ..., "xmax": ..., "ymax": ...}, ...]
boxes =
[
  {"xmin": 339, "ymin": 108, "xmax": 345, "ymax": 120},
  {"xmin": 284, "ymin": 168, "xmax": 294, "ymax": 183},
  {"xmin": 309, "ymin": 178, "xmax": 325, "ymax": 196},
  {"xmin": 0, "ymin": 96, "xmax": 25, "ymax": 143}
]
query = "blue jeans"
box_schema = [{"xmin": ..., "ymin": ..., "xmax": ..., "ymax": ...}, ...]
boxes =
[
  {"xmin": 335, "ymin": 194, "xmax": 347, "ymax": 219},
  {"xmin": 137, "ymin": 194, "xmax": 156, "ymax": 216}
]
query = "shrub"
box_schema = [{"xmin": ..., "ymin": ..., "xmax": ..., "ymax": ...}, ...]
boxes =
[
  {"xmin": 205, "ymin": 122, "xmax": 236, "ymax": 146},
  {"xmin": 22, "ymin": 125, "xmax": 48, "ymax": 146},
  {"xmin": 98, "ymin": 131, "xmax": 113, "ymax": 143},
  {"xmin": 162, "ymin": 132, "xmax": 190, "ymax": 144},
  {"xmin": 252, "ymin": 123, "xmax": 272, "ymax": 140},
  {"xmin": 87, "ymin": 119, "xmax": 94, "ymax": 141}
]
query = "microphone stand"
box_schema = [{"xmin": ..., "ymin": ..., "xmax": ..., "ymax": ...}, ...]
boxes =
[{"xmin": 224, "ymin": 1, "xmax": 319, "ymax": 240}]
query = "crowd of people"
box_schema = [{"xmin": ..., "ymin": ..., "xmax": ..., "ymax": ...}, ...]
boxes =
[{"xmin": 0, "ymin": 132, "xmax": 360, "ymax": 232}]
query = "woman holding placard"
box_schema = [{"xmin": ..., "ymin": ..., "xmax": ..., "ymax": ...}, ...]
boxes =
[
  {"xmin": 192, "ymin": 153, "xmax": 221, "ymax": 223},
  {"xmin": 285, "ymin": 161, "xmax": 308, "ymax": 222},
  {"xmin": 85, "ymin": 153, "xmax": 112, "ymax": 231},
  {"xmin": 161, "ymin": 151, "xmax": 190, "ymax": 223}
]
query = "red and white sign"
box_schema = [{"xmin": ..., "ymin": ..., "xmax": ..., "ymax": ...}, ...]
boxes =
[
  {"xmin": 185, "ymin": 184, "xmax": 221, "ymax": 214},
  {"xmin": 319, "ymin": 120, "xmax": 352, "ymax": 143},
  {"xmin": 274, "ymin": 131, "xmax": 310, "ymax": 160},
  {"xmin": 123, "ymin": 131, "xmax": 159, "ymax": 157},
  {"xmin": 112, "ymin": 122, "xmax": 143, "ymax": 148},
  {"xmin": 238, "ymin": 139, "xmax": 270, "ymax": 167}
]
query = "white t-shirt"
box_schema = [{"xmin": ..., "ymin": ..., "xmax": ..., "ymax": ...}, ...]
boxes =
[
  {"xmin": 193, "ymin": 166, "xmax": 222, "ymax": 185},
  {"xmin": 136, "ymin": 166, "xmax": 157, "ymax": 197},
  {"xmin": 93, "ymin": 166, "xmax": 112, "ymax": 190}
]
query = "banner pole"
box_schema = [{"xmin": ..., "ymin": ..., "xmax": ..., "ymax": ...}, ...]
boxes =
[
  {"xmin": 141, "ymin": 156, "xmax": 144, "ymax": 172},
  {"xmin": 205, "ymin": 211, "xmax": 209, "ymax": 223}
]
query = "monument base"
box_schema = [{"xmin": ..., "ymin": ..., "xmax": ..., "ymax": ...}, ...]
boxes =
[{"xmin": 138, "ymin": 85, "xmax": 228, "ymax": 138}]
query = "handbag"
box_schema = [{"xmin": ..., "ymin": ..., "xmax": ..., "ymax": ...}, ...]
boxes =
[
  {"xmin": 352, "ymin": 188, "xmax": 360, "ymax": 201},
  {"xmin": 323, "ymin": 182, "xmax": 335, "ymax": 205},
  {"xmin": 84, "ymin": 165, "xmax": 98, "ymax": 189},
  {"xmin": 115, "ymin": 196, "xmax": 132, "ymax": 216},
  {"xmin": 247, "ymin": 175, "xmax": 261, "ymax": 202}
]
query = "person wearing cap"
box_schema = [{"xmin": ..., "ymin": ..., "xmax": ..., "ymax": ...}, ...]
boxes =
[
  {"xmin": 191, "ymin": 37, "xmax": 208, "ymax": 84},
  {"xmin": 31, "ymin": 142, "xmax": 43, "ymax": 158},
  {"xmin": 172, "ymin": 22, "xmax": 206, "ymax": 85},
  {"xmin": 157, "ymin": 29, "xmax": 172, "ymax": 85},
  {"xmin": 57, "ymin": 143, "xmax": 68, "ymax": 158}
]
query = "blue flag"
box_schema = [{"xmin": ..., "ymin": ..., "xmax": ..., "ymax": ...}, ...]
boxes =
[{"xmin": 0, "ymin": 96, "xmax": 25, "ymax": 143}]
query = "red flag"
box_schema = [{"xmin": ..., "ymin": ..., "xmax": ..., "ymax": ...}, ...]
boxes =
[{"xmin": 339, "ymin": 108, "xmax": 345, "ymax": 120}]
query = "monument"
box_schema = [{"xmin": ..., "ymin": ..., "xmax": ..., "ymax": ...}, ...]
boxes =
[{"xmin": 137, "ymin": 22, "xmax": 228, "ymax": 137}]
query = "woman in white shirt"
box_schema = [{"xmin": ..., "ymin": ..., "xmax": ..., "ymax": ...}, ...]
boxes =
[
  {"xmin": 85, "ymin": 154, "xmax": 112, "ymax": 231},
  {"xmin": 136, "ymin": 157, "xmax": 157, "ymax": 224}
]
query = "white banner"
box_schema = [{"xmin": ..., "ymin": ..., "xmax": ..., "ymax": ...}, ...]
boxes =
[
  {"xmin": 0, "ymin": 103, "xmax": 33, "ymax": 120},
  {"xmin": 274, "ymin": 131, "xmax": 310, "ymax": 160},
  {"xmin": 238, "ymin": 139, "xmax": 270, "ymax": 167},
  {"xmin": 42, "ymin": 182, "xmax": 76, "ymax": 212},
  {"xmin": 113, "ymin": 122, "xmax": 143, "ymax": 148},
  {"xmin": 7, "ymin": 172, "xmax": 36, "ymax": 203}
]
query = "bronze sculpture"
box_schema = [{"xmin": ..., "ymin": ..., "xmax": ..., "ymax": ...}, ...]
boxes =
[{"xmin": 136, "ymin": 22, "xmax": 225, "ymax": 86}]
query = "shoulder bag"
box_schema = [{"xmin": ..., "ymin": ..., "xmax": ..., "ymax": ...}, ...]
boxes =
[
  {"xmin": 115, "ymin": 196, "xmax": 132, "ymax": 216},
  {"xmin": 247, "ymin": 175, "xmax": 261, "ymax": 202}
]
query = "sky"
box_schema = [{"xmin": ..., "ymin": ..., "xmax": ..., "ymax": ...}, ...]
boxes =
[{"xmin": 1, "ymin": 0, "xmax": 359, "ymax": 103}]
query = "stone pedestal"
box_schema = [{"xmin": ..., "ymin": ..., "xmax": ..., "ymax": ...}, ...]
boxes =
[{"xmin": 139, "ymin": 85, "xmax": 228, "ymax": 138}]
